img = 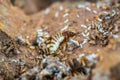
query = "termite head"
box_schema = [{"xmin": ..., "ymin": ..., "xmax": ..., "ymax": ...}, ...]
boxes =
[
  {"xmin": 62, "ymin": 31, "xmax": 79, "ymax": 38},
  {"xmin": 80, "ymin": 57, "xmax": 91, "ymax": 67}
]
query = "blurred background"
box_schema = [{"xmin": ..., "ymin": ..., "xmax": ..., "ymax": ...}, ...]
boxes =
[{"xmin": 10, "ymin": 0, "xmax": 97, "ymax": 14}]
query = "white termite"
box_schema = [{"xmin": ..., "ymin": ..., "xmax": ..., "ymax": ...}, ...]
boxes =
[
  {"xmin": 64, "ymin": 19, "xmax": 69, "ymax": 23},
  {"xmin": 55, "ymin": 11, "xmax": 59, "ymax": 18},
  {"xmin": 85, "ymin": 7, "xmax": 91, "ymax": 12},
  {"xmin": 61, "ymin": 25, "xmax": 69, "ymax": 31},
  {"xmin": 81, "ymin": 24, "xmax": 87, "ymax": 28},
  {"xmin": 59, "ymin": 5, "xmax": 63, "ymax": 11},
  {"xmin": 45, "ymin": 8, "xmax": 50, "ymax": 15},
  {"xmin": 63, "ymin": 13, "xmax": 69, "ymax": 17}
]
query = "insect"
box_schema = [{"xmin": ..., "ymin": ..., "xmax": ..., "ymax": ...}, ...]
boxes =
[
  {"xmin": 19, "ymin": 66, "xmax": 27, "ymax": 74},
  {"xmin": 1, "ymin": 39, "xmax": 19, "ymax": 57},
  {"xmin": 67, "ymin": 54, "xmax": 96, "ymax": 76},
  {"xmin": 67, "ymin": 58, "xmax": 88, "ymax": 76},
  {"xmin": 38, "ymin": 31, "xmax": 78, "ymax": 55},
  {"xmin": 47, "ymin": 31, "xmax": 78, "ymax": 54},
  {"xmin": 39, "ymin": 47, "xmax": 50, "ymax": 56}
]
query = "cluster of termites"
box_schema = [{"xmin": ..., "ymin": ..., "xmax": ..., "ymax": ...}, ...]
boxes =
[
  {"xmin": 16, "ymin": 29, "xmax": 100, "ymax": 80},
  {"xmin": 88, "ymin": 6, "xmax": 120, "ymax": 46},
  {"xmin": 19, "ymin": 53, "xmax": 98, "ymax": 80},
  {"xmin": 1, "ymin": 2, "xmax": 119, "ymax": 80},
  {"xmin": 67, "ymin": 53, "xmax": 98, "ymax": 76},
  {"xmin": 0, "ymin": 38, "xmax": 20, "ymax": 57},
  {"xmin": 19, "ymin": 56, "xmax": 70, "ymax": 80},
  {"xmin": 37, "ymin": 30, "xmax": 79, "ymax": 56}
]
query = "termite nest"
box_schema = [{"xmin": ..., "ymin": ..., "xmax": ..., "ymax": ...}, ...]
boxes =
[
  {"xmin": 88, "ymin": 6, "xmax": 120, "ymax": 46},
  {"xmin": 0, "ymin": 1, "xmax": 120, "ymax": 80},
  {"xmin": 35, "ymin": 30, "xmax": 79, "ymax": 57},
  {"xmin": 0, "ymin": 30, "xmax": 20, "ymax": 57},
  {"xmin": 19, "ymin": 53, "xmax": 99, "ymax": 80}
]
